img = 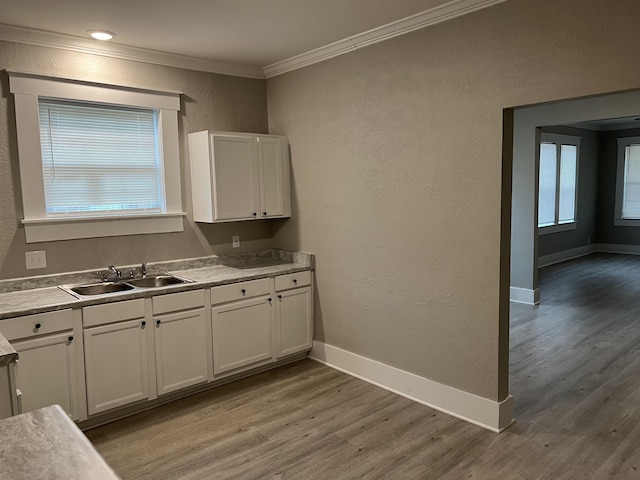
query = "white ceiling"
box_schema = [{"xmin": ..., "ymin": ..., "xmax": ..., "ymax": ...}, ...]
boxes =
[{"xmin": 0, "ymin": 0, "xmax": 507, "ymax": 78}]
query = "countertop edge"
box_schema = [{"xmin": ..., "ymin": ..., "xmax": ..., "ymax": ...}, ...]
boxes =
[{"xmin": 0, "ymin": 332, "xmax": 18, "ymax": 366}]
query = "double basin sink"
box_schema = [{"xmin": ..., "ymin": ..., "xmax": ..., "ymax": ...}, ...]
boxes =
[{"xmin": 60, "ymin": 274, "xmax": 193, "ymax": 298}]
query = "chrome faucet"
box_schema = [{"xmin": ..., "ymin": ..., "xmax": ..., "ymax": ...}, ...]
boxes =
[
  {"xmin": 108, "ymin": 265, "xmax": 122, "ymax": 278},
  {"xmin": 141, "ymin": 262, "xmax": 147, "ymax": 278}
]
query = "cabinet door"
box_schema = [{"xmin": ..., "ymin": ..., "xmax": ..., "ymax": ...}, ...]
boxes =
[
  {"xmin": 276, "ymin": 286, "xmax": 313, "ymax": 358},
  {"xmin": 212, "ymin": 297, "xmax": 273, "ymax": 376},
  {"xmin": 211, "ymin": 134, "xmax": 259, "ymax": 221},
  {"xmin": 257, "ymin": 136, "xmax": 290, "ymax": 218},
  {"xmin": 154, "ymin": 308, "xmax": 208, "ymax": 395},
  {"xmin": 84, "ymin": 318, "xmax": 149, "ymax": 415},
  {"xmin": 12, "ymin": 332, "xmax": 80, "ymax": 420},
  {"xmin": 0, "ymin": 364, "xmax": 15, "ymax": 418}
]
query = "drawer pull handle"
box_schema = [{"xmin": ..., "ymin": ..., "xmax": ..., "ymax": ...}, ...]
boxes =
[
  {"xmin": 252, "ymin": 212, "xmax": 257, "ymax": 217},
  {"xmin": 34, "ymin": 323, "xmax": 42, "ymax": 329},
  {"xmin": 141, "ymin": 321, "xmax": 147, "ymax": 327},
  {"xmin": 68, "ymin": 336, "xmax": 74, "ymax": 342},
  {"xmin": 277, "ymin": 294, "xmax": 282, "ymax": 300},
  {"xmin": 156, "ymin": 320, "xmax": 161, "ymax": 326},
  {"xmin": 293, "ymin": 279, "xmax": 298, "ymax": 284},
  {"xmin": 263, "ymin": 212, "xmax": 268, "ymax": 216},
  {"xmin": 241, "ymin": 289, "xmax": 246, "ymax": 295}
]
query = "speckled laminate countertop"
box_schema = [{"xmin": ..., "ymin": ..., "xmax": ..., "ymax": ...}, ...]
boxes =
[
  {"xmin": 0, "ymin": 332, "xmax": 17, "ymax": 367},
  {"xmin": 0, "ymin": 249, "xmax": 314, "ymax": 320},
  {"xmin": 0, "ymin": 405, "xmax": 120, "ymax": 480}
]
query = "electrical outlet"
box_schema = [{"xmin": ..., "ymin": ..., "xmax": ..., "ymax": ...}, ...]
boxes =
[
  {"xmin": 232, "ymin": 235, "xmax": 240, "ymax": 248},
  {"xmin": 25, "ymin": 251, "xmax": 47, "ymax": 269}
]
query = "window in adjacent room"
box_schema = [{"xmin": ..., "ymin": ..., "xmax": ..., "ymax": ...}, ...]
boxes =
[
  {"xmin": 614, "ymin": 136, "xmax": 640, "ymax": 226},
  {"xmin": 9, "ymin": 72, "xmax": 184, "ymax": 242},
  {"xmin": 537, "ymin": 133, "xmax": 580, "ymax": 234}
]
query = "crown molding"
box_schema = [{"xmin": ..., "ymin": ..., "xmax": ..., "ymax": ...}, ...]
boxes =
[
  {"xmin": 263, "ymin": 0, "xmax": 509, "ymax": 78},
  {"xmin": 0, "ymin": 23, "xmax": 265, "ymax": 79},
  {"xmin": 0, "ymin": 0, "xmax": 509, "ymax": 81}
]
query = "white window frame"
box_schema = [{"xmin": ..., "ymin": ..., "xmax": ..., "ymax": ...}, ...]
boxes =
[
  {"xmin": 537, "ymin": 133, "xmax": 580, "ymax": 236},
  {"xmin": 614, "ymin": 136, "xmax": 640, "ymax": 227},
  {"xmin": 8, "ymin": 71, "xmax": 185, "ymax": 243}
]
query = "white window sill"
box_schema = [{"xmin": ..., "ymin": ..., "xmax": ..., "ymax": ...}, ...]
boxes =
[
  {"xmin": 614, "ymin": 218, "xmax": 640, "ymax": 227},
  {"xmin": 22, "ymin": 213, "xmax": 186, "ymax": 243},
  {"xmin": 538, "ymin": 222, "xmax": 577, "ymax": 235}
]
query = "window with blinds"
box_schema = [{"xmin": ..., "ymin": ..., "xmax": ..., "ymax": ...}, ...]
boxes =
[
  {"xmin": 622, "ymin": 144, "xmax": 640, "ymax": 219},
  {"xmin": 38, "ymin": 99, "xmax": 164, "ymax": 217},
  {"xmin": 537, "ymin": 135, "xmax": 578, "ymax": 229}
]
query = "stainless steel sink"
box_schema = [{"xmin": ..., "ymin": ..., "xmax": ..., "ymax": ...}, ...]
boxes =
[
  {"xmin": 65, "ymin": 282, "xmax": 135, "ymax": 296},
  {"xmin": 126, "ymin": 275, "xmax": 191, "ymax": 288},
  {"xmin": 60, "ymin": 274, "xmax": 192, "ymax": 298}
]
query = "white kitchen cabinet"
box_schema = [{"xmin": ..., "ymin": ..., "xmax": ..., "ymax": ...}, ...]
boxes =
[
  {"xmin": 189, "ymin": 131, "xmax": 291, "ymax": 222},
  {"xmin": 83, "ymin": 299, "xmax": 151, "ymax": 416},
  {"xmin": 153, "ymin": 290, "xmax": 209, "ymax": 395},
  {"xmin": 0, "ymin": 362, "xmax": 17, "ymax": 418},
  {"xmin": 1, "ymin": 309, "xmax": 84, "ymax": 421},
  {"xmin": 211, "ymin": 279, "xmax": 274, "ymax": 376},
  {"xmin": 274, "ymin": 271, "xmax": 313, "ymax": 358}
]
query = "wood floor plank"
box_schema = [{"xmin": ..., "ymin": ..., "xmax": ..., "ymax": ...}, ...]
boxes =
[{"xmin": 86, "ymin": 253, "xmax": 640, "ymax": 479}]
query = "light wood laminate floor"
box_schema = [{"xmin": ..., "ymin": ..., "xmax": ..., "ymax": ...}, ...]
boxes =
[{"xmin": 86, "ymin": 253, "xmax": 640, "ymax": 479}]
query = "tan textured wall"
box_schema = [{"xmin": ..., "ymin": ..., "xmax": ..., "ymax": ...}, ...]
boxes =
[
  {"xmin": 267, "ymin": 0, "xmax": 640, "ymax": 400},
  {"xmin": 0, "ymin": 41, "xmax": 271, "ymax": 279}
]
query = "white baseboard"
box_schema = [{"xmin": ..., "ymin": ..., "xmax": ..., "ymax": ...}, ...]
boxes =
[
  {"xmin": 309, "ymin": 341, "xmax": 514, "ymax": 433},
  {"xmin": 509, "ymin": 287, "xmax": 540, "ymax": 305},
  {"xmin": 538, "ymin": 244, "xmax": 597, "ymax": 268}
]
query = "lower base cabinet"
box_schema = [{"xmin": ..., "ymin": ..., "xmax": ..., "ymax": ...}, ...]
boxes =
[
  {"xmin": 0, "ymin": 363, "xmax": 16, "ymax": 419},
  {"xmin": 13, "ymin": 332, "xmax": 80, "ymax": 420},
  {"xmin": 276, "ymin": 286, "xmax": 313, "ymax": 358},
  {"xmin": 1, "ymin": 309, "xmax": 82, "ymax": 421},
  {"xmin": 83, "ymin": 317, "xmax": 150, "ymax": 416},
  {"xmin": 212, "ymin": 296, "xmax": 273, "ymax": 376},
  {"xmin": 153, "ymin": 291, "xmax": 208, "ymax": 395},
  {"xmin": 83, "ymin": 292, "xmax": 210, "ymax": 416},
  {"xmin": 83, "ymin": 299, "xmax": 149, "ymax": 416}
]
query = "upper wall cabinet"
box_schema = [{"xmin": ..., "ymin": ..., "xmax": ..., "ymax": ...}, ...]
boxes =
[{"xmin": 188, "ymin": 131, "xmax": 291, "ymax": 223}]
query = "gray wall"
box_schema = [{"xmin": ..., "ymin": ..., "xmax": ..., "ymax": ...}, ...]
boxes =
[
  {"xmin": 538, "ymin": 126, "xmax": 599, "ymax": 257},
  {"xmin": 0, "ymin": 40, "xmax": 273, "ymax": 279},
  {"xmin": 596, "ymin": 127, "xmax": 640, "ymax": 245},
  {"xmin": 268, "ymin": 0, "xmax": 640, "ymax": 402}
]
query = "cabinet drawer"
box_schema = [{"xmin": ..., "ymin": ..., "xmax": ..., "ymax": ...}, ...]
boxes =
[
  {"xmin": 211, "ymin": 278, "xmax": 271, "ymax": 304},
  {"xmin": 83, "ymin": 299, "xmax": 146, "ymax": 328},
  {"xmin": 0, "ymin": 309, "xmax": 73, "ymax": 342},
  {"xmin": 153, "ymin": 289, "xmax": 204, "ymax": 315},
  {"xmin": 275, "ymin": 271, "xmax": 311, "ymax": 291}
]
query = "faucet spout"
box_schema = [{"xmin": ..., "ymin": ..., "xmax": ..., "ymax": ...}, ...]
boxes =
[{"xmin": 108, "ymin": 265, "xmax": 122, "ymax": 278}]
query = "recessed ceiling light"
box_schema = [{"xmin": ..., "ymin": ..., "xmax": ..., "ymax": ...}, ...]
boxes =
[{"xmin": 88, "ymin": 30, "xmax": 116, "ymax": 41}]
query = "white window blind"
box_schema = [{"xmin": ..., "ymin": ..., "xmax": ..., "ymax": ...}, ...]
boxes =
[
  {"xmin": 537, "ymin": 134, "xmax": 579, "ymax": 229},
  {"xmin": 38, "ymin": 99, "xmax": 164, "ymax": 217},
  {"xmin": 622, "ymin": 144, "xmax": 640, "ymax": 218}
]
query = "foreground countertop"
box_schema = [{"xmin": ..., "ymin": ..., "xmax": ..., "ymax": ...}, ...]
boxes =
[
  {"xmin": 0, "ymin": 249, "xmax": 314, "ymax": 320},
  {"xmin": 0, "ymin": 405, "xmax": 120, "ymax": 480}
]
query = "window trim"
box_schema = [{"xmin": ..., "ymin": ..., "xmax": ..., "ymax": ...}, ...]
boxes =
[
  {"xmin": 614, "ymin": 136, "xmax": 640, "ymax": 227},
  {"xmin": 537, "ymin": 132, "xmax": 580, "ymax": 234},
  {"xmin": 8, "ymin": 71, "xmax": 185, "ymax": 243}
]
